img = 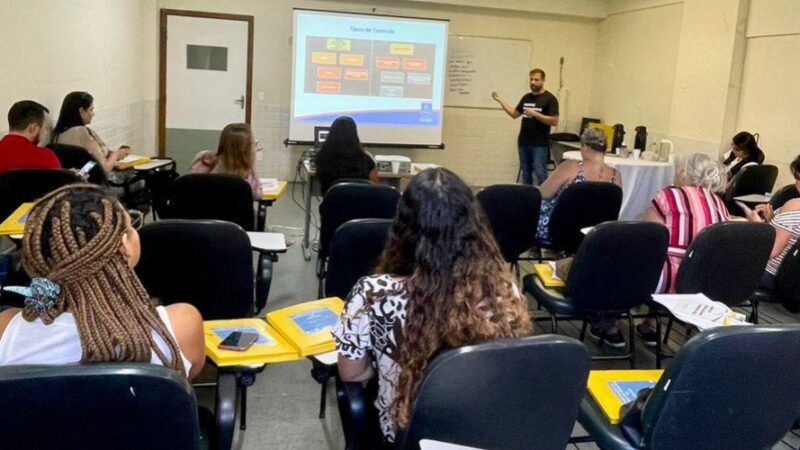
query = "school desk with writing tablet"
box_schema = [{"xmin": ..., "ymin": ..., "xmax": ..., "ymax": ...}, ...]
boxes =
[
  {"xmin": 256, "ymin": 178, "xmax": 287, "ymax": 231},
  {"xmin": 114, "ymin": 154, "xmax": 152, "ymax": 170}
]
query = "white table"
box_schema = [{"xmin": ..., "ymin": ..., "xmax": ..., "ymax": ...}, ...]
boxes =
[{"xmin": 562, "ymin": 151, "xmax": 675, "ymax": 220}]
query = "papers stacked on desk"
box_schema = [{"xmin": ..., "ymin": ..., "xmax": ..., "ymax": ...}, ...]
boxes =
[
  {"xmin": 259, "ymin": 178, "xmax": 280, "ymax": 192},
  {"xmin": 114, "ymin": 154, "xmax": 151, "ymax": 170},
  {"xmin": 652, "ymin": 293, "xmax": 750, "ymax": 331}
]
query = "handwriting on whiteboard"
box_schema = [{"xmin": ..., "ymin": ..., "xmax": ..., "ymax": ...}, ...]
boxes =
[{"xmin": 448, "ymin": 50, "xmax": 477, "ymax": 96}]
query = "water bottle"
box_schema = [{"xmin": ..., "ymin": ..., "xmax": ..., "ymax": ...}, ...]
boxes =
[{"xmin": 620, "ymin": 142, "xmax": 629, "ymax": 158}]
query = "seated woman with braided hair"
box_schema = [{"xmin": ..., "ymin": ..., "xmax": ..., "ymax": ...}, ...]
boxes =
[
  {"xmin": 333, "ymin": 168, "xmax": 533, "ymax": 445},
  {"xmin": 0, "ymin": 185, "xmax": 205, "ymax": 379}
]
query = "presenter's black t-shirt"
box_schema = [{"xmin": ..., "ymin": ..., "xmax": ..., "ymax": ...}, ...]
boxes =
[{"xmin": 515, "ymin": 91, "xmax": 559, "ymax": 145}]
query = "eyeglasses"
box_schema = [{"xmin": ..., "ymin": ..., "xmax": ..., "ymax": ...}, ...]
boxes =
[{"xmin": 128, "ymin": 209, "xmax": 145, "ymax": 230}]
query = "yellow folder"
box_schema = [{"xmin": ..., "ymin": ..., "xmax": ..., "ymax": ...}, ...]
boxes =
[
  {"xmin": 0, "ymin": 203, "xmax": 34, "ymax": 236},
  {"xmin": 587, "ymin": 369, "xmax": 664, "ymax": 423},
  {"xmin": 533, "ymin": 263, "xmax": 565, "ymax": 287},
  {"xmin": 204, "ymin": 318, "xmax": 302, "ymax": 366},
  {"xmin": 262, "ymin": 180, "xmax": 287, "ymax": 201},
  {"xmin": 114, "ymin": 154, "xmax": 152, "ymax": 170},
  {"xmin": 266, "ymin": 297, "xmax": 345, "ymax": 357}
]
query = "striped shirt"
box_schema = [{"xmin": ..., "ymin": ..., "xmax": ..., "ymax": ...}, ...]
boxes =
[
  {"xmin": 651, "ymin": 186, "xmax": 730, "ymax": 293},
  {"xmin": 766, "ymin": 208, "xmax": 800, "ymax": 275}
]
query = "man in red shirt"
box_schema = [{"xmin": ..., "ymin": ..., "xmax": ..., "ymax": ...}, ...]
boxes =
[{"xmin": 0, "ymin": 101, "xmax": 61, "ymax": 175}]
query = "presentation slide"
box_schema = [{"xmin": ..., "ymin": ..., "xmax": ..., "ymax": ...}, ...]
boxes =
[{"xmin": 289, "ymin": 10, "xmax": 448, "ymax": 147}]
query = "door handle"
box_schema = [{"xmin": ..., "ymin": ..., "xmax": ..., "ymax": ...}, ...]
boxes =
[{"xmin": 234, "ymin": 95, "xmax": 245, "ymax": 109}]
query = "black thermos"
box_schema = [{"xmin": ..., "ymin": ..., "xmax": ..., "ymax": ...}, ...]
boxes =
[
  {"xmin": 612, "ymin": 124, "xmax": 625, "ymax": 152},
  {"xmin": 634, "ymin": 126, "xmax": 648, "ymax": 151}
]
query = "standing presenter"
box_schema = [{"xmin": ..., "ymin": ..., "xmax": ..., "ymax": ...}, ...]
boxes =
[{"xmin": 492, "ymin": 69, "xmax": 559, "ymax": 185}]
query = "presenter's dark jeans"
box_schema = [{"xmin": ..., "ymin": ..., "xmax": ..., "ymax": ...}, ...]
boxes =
[{"xmin": 518, "ymin": 143, "xmax": 548, "ymax": 185}]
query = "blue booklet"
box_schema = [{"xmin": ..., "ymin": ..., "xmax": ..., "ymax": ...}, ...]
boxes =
[
  {"xmin": 290, "ymin": 309, "xmax": 339, "ymax": 335},
  {"xmin": 608, "ymin": 380, "xmax": 657, "ymax": 404}
]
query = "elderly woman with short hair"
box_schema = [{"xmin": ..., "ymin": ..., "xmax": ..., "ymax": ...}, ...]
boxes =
[{"xmin": 636, "ymin": 153, "xmax": 730, "ymax": 345}]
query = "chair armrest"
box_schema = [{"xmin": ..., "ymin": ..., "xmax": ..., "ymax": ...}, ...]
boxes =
[
  {"xmin": 254, "ymin": 252, "xmax": 273, "ymax": 314},
  {"xmin": 577, "ymin": 394, "xmax": 639, "ymax": 450},
  {"xmin": 336, "ymin": 375, "xmax": 381, "ymax": 450},
  {"xmin": 214, "ymin": 372, "xmax": 237, "ymax": 450}
]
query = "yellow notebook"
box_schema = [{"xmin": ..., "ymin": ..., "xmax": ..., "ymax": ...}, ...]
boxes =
[
  {"xmin": 115, "ymin": 154, "xmax": 152, "ymax": 170},
  {"xmin": 261, "ymin": 179, "xmax": 287, "ymax": 201},
  {"xmin": 533, "ymin": 263, "xmax": 565, "ymax": 287},
  {"xmin": 204, "ymin": 318, "xmax": 302, "ymax": 366},
  {"xmin": 587, "ymin": 369, "xmax": 664, "ymax": 424},
  {"xmin": 266, "ymin": 297, "xmax": 344, "ymax": 357},
  {"xmin": 0, "ymin": 203, "xmax": 33, "ymax": 236}
]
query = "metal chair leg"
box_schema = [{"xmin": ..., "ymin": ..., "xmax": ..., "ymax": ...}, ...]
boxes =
[
  {"xmin": 579, "ymin": 320, "xmax": 588, "ymax": 341},
  {"xmin": 663, "ymin": 316, "xmax": 674, "ymax": 344},
  {"xmin": 550, "ymin": 314, "xmax": 558, "ymax": 333},
  {"xmin": 319, "ymin": 380, "xmax": 328, "ymax": 418},
  {"xmin": 627, "ymin": 314, "xmax": 636, "ymax": 369},
  {"xmin": 655, "ymin": 314, "xmax": 663, "ymax": 369}
]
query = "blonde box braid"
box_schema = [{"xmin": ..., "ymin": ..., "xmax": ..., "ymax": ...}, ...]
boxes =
[{"xmin": 21, "ymin": 184, "xmax": 185, "ymax": 372}]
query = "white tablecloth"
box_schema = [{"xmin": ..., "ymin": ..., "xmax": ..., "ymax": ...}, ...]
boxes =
[{"xmin": 562, "ymin": 151, "xmax": 675, "ymax": 220}]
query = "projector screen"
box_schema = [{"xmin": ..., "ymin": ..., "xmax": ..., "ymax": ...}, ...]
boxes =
[{"xmin": 289, "ymin": 9, "xmax": 449, "ymax": 148}]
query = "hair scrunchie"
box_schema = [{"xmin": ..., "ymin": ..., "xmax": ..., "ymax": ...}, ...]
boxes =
[{"xmin": 3, "ymin": 278, "xmax": 61, "ymax": 313}]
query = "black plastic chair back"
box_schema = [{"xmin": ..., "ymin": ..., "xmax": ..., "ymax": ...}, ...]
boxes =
[
  {"xmin": 566, "ymin": 222, "xmax": 668, "ymax": 313},
  {"xmin": 639, "ymin": 325, "xmax": 800, "ymax": 450},
  {"xmin": 319, "ymin": 182, "xmax": 400, "ymax": 258},
  {"xmin": 163, "ymin": 174, "xmax": 255, "ymax": 231},
  {"xmin": 477, "ymin": 184, "xmax": 542, "ymax": 263},
  {"xmin": 675, "ymin": 222, "xmax": 774, "ymax": 307},
  {"xmin": 0, "ymin": 363, "xmax": 200, "ymax": 450},
  {"xmin": 775, "ymin": 241, "xmax": 800, "ymax": 311},
  {"xmin": 136, "ymin": 219, "xmax": 255, "ymax": 319},
  {"xmin": 770, "ymin": 184, "xmax": 800, "ymax": 210},
  {"xmin": 47, "ymin": 143, "xmax": 107, "ymax": 184},
  {"xmin": 0, "ymin": 168, "xmax": 82, "ymax": 220},
  {"xmin": 725, "ymin": 164, "xmax": 779, "ymax": 202},
  {"xmin": 325, "ymin": 219, "xmax": 392, "ymax": 300},
  {"xmin": 548, "ymin": 182, "xmax": 622, "ymax": 253},
  {"xmin": 395, "ymin": 336, "xmax": 591, "ymax": 450}
]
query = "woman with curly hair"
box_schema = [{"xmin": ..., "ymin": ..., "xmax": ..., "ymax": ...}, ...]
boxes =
[
  {"xmin": 333, "ymin": 168, "xmax": 532, "ymax": 444},
  {"xmin": 0, "ymin": 185, "xmax": 205, "ymax": 379}
]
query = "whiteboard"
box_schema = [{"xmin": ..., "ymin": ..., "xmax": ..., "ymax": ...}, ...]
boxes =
[{"xmin": 446, "ymin": 35, "xmax": 531, "ymax": 109}]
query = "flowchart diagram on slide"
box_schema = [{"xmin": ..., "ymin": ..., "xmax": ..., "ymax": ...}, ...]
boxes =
[{"xmin": 304, "ymin": 36, "xmax": 436, "ymax": 99}]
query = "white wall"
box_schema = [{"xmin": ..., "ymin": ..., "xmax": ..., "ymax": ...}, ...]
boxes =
[
  {"xmin": 0, "ymin": 0, "xmax": 152, "ymax": 152},
  {"xmin": 148, "ymin": 0, "xmax": 599, "ymax": 186},
  {"xmin": 590, "ymin": 1, "xmax": 683, "ymax": 147},
  {"xmin": 737, "ymin": 0, "xmax": 800, "ymax": 188}
]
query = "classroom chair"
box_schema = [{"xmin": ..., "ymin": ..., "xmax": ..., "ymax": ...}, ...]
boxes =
[
  {"xmin": 751, "ymin": 240, "xmax": 800, "ymax": 314},
  {"xmin": 524, "ymin": 222, "xmax": 668, "ymax": 367},
  {"xmin": 723, "ymin": 164, "xmax": 779, "ymax": 215},
  {"xmin": 769, "ymin": 183, "xmax": 800, "ymax": 210},
  {"xmin": 339, "ymin": 336, "xmax": 591, "ymax": 450},
  {"xmin": 577, "ymin": 325, "xmax": 800, "ymax": 450},
  {"xmin": 310, "ymin": 218, "xmax": 393, "ymax": 420},
  {"xmin": 160, "ymin": 173, "xmax": 256, "ymax": 231},
  {"xmin": 535, "ymin": 181, "xmax": 622, "ymax": 258},
  {"xmin": 0, "ymin": 363, "xmax": 203, "ymax": 450},
  {"xmin": 48, "ymin": 143, "xmax": 107, "ymax": 184},
  {"xmin": 654, "ymin": 222, "xmax": 774, "ymax": 363},
  {"xmin": 0, "ymin": 168, "xmax": 82, "ymax": 220},
  {"xmin": 476, "ymin": 184, "xmax": 541, "ymax": 276},
  {"xmin": 317, "ymin": 182, "xmax": 400, "ymax": 297}
]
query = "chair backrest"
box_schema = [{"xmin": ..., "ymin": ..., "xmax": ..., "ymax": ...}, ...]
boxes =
[
  {"xmin": 566, "ymin": 221, "xmax": 668, "ymax": 313},
  {"xmin": 395, "ymin": 336, "xmax": 591, "ymax": 450},
  {"xmin": 163, "ymin": 174, "xmax": 255, "ymax": 231},
  {"xmin": 0, "ymin": 363, "xmax": 199, "ymax": 450},
  {"xmin": 325, "ymin": 219, "xmax": 392, "ymax": 300},
  {"xmin": 548, "ymin": 182, "xmax": 622, "ymax": 253},
  {"xmin": 675, "ymin": 221, "xmax": 774, "ymax": 306},
  {"xmin": 640, "ymin": 325, "xmax": 800, "ymax": 450},
  {"xmin": 476, "ymin": 184, "xmax": 542, "ymax": 263},
  {"xmin": 775, "ymin": 240, "xmax": 800, "ymax": 310},
  {"xmin": 0, "ymin": 168, "xmax": 82, "ymax": 220},
  {"xmin": 725, "ymin": 164, "xmax": 779, "ymax": 201},
  {"xmin": 135, "ymin": 219, "xmax": 255, "ymax": 319},
  {"xmin": 769, "ymin": 184, "xmax": 800, "ymax": 210},
  {"xmin": 319, "ymin": 182, "xmax": 400, "ymax": 258},
  {"xmin": 47, "ymin": 143, "xmax": 107, "ymax": 184}
]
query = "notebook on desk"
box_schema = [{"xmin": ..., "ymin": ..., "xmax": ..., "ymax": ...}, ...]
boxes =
[
  {"xmin": 114, "ymin": 154, "xmax": 151, "ymax": 170},
  {"xmin": 266, "ymin": 297, "xmax": 345, "ymax": 357},
  {"xmin": 204, "ymin": 318, "xmax": 301, "ymax": 366},
  {"xmin": 0, "ymin": 203, "xmax": 33, "ymax": 236},
  {"xmin": 533, "ymin": 263, "xmax": 565, "ymax": 287},
  {"xmin": 587, "ymin": 370, "xmax": 664, "ymax": 423}
]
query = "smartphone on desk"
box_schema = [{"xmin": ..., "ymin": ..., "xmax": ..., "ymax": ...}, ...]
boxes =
[{"xmin": 218, "ymin": 331, "xmax": 259, "ymax": 352}]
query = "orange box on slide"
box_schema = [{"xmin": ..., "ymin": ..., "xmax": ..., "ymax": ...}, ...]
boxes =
[
  {"xmin": 344, "ymin": 68, "xmax": 369, "ymax": 81},
  {"xmin": 403, "ymin": 58, "xmax": 427, "ymax": 71},
  {"xmin": 317, "ymin": 67, "xmax": 342, "ymax": 80},
  {"xmin": 376, "ymin": 56, "xmax": 400, "ymax": 70},
  {"xmin": 339, "ymin": 54, "xmax": 365, "ymax": 66},
  {"xmin": 316, "ymin": 81, "xmax": 341, "ymax": 94}
]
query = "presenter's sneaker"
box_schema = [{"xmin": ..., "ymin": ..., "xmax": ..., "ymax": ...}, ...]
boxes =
[
  {"xmin": 587, "ymin": 327, "xmax": 626, "ymax": 349},
  {"xmin": 635, "ymin": 324, "xmax": 659, "ymax": 348}
]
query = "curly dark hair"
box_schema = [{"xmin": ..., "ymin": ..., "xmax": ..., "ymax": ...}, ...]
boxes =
[{"xmin": 375, "ymin": 168, "xmax": 532, "ymax": 428}]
